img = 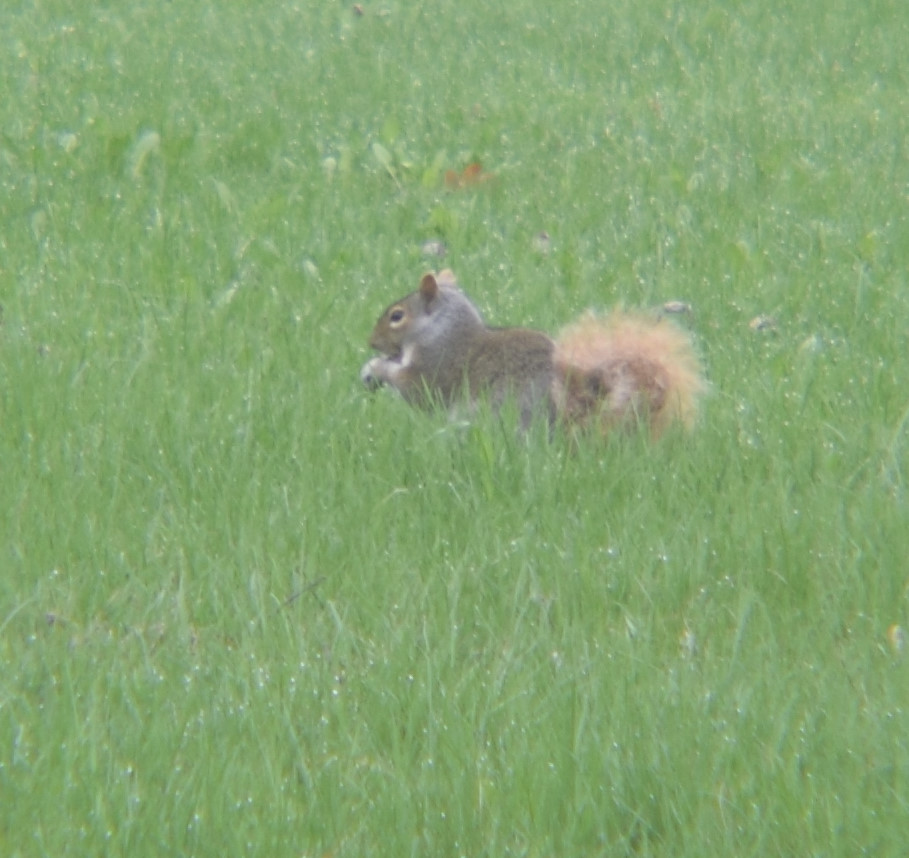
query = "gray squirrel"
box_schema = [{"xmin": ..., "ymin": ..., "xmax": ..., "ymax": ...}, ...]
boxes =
[{"xmin": 361, "ymin": 270, "xmax": 705, "ymax": 436}]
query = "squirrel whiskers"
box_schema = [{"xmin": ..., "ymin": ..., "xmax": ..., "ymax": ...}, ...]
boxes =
[{"xmin": 361, "ymin": 270, "xmax": 705, "ymax": 438}]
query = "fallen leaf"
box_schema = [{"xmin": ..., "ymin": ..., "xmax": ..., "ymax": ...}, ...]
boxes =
[
  {"xmin": 662, "ymin": 300, "xmax": 692, "ymax": 315},
  {"xmin": 749, "ymin": 314, "xmax": 778, "ymax": 332},
  {"xmin": 420, "ymin": 239, "xmax": 447, "ymax": 258},
  {"xmin": 444, "ymin": 161, "xmax": 494, "ymax": 190}
]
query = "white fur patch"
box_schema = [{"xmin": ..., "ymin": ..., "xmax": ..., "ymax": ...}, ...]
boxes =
[{"xmin": 361, "ymin": 344, "xmax": 418, "ymax": 390}]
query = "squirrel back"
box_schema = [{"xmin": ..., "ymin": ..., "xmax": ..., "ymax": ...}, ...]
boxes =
[{"xmin": 361, "ymin": 270, "xmax": 704, "ymax": 437}]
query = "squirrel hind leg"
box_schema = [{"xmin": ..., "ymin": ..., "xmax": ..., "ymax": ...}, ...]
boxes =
[{"xmin": 555, "ymin": 359, "xmax": 663, "ymax": 436}]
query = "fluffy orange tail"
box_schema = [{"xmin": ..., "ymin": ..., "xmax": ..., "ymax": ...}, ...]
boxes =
[{"xmin": 552, "ymin": 311, "xmax": 705, "ymax": 438}]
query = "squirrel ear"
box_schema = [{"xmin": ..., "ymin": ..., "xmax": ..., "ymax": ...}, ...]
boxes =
[
  {"xmin": 435, "ymin": 268, "xmax": 458, "ymax": 288},
  {"xmin": 419, "ymin": 273, "xmax": 439, "ymax": 301}
]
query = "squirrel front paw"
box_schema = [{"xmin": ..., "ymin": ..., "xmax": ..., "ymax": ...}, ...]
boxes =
[
  {"xmin": 360, "ymin": 356, "xmax": 385, "ymax": 390},
  {"xmin": 361, "ymin": 345, "xmax": 415, "ymax": 392}
]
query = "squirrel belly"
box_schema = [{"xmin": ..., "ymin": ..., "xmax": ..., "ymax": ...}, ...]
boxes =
[{"xmin": 361, "ymin": 271, "xmax": 705, "ymax": 438}]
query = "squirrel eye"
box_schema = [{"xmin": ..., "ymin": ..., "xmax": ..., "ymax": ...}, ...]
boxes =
[{"xmin": 389, "ymin": 308, "xmax": 405, "ymax": 325}]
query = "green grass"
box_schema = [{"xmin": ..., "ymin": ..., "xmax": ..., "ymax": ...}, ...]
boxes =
[{"xmin": 2, "ymin": 0, "xmax": 909, "ymax": 855}]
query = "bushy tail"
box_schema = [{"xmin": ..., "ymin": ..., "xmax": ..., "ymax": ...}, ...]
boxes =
[{"xmin": 552, "ymin": 311, "xmax": 705, "ymax": 438}]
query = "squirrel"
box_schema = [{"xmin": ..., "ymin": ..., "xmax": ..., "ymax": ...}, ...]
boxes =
[{"xmin": 360, "ymin": 269, "xmax": 705, "ymax": 438}]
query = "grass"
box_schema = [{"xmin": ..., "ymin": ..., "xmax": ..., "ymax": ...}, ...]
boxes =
[{"xmin": 2, "ymin": 0, "xmax": 909, "ymax": 855}]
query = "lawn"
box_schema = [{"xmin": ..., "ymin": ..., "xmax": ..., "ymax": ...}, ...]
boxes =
[{"xmin": 2, "ymin": 0, "xmax": 908, "ymax": 855}]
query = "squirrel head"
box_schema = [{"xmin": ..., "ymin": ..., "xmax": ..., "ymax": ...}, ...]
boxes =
[{"xmin": 368, "ymin": 270, "xmax": 483, "ymax": 358}]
